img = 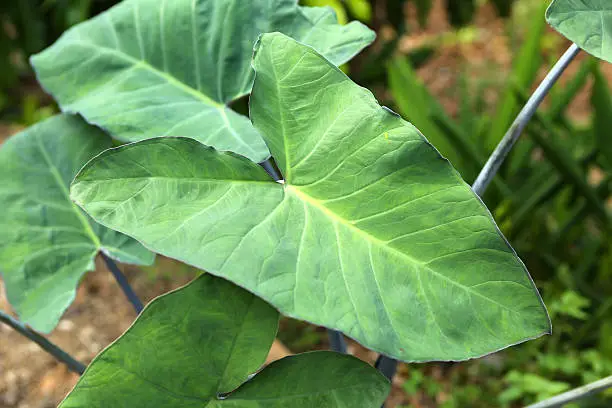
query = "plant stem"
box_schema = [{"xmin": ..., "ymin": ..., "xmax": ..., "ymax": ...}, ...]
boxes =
[
  {"xmin": 472, "ymin": 43, "xmax": 581, "ymax": 197},
  {"xmin": 328, "ymin": 330, "xmax": 348, "ymax": 353},
  {"xmin": 101, "ymin": 253, "xmax": 144, "ymax": 314},
  {"xmin": 375, "ymin": 355, "xmax": 398, "ymax": 408},
  {"xmin": 260, "ymin": 159, "xmax": 283, "ymax": 181},
  {"xmin": 525, "ymin": 375, "xmax": 612, "ymax": 408},
  {"xmin": 375, "ymin": 355, "xmax": 398, "ymax": 382},
  {"xmin": 0, "ymin": 310, "xmax": 86, "ymax": 374}
]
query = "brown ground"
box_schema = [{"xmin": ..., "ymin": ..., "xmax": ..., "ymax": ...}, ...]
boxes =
[
  {"xmin": 2, "ymin": 1, "xmax": 611, "ymax": 407},
  {"xmin": 399, "ymin": 0, "xmax": 612, "ymax": 123},
  {"xmin": 0, "ymin": 259, "xmax": 198, "ymax": 407}
]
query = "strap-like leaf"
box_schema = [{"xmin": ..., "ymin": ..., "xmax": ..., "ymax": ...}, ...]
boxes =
[
  {"xmin": 591, "ymin": 64, "xmax": 612, "ymax": 167},
  {"xmin": 71, "ymin": 34, "xmax": 550, "ymax": 362},
  {"xmin": 547, "ymin": 0, "xmax": 612, "ymax": 63},
  {"xmin": 60, "ymin": 274, "xmax": 389, "ymax": 407},
  {"xmin": 31, "ymin": 0, "xmax": 375, "ymax": 163},
  {"xmin": 0, "ymin": 114, "xmax": 154, "ymax": 333}
]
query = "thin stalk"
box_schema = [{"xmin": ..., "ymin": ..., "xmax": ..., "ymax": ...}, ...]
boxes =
[
  {"xmin": 0, "ymin": 310, "xmax": 85, "ymax": 374},
  {"xmin": 259, "ymin": 157, "xmax": 349, "ymax": 354},
  {"xmin": 525, "ymin": 375, "xmax": 612, "ymax": 408},
  {"xmin": 375, "ymin": 355, "xmax": 398, "ymax": 408},
  {"xmin": 472, "ymin": 43, "xmax": 581, "ymax": 196},
  {"xmin": 328, "ymin": 330, "xmax": 348, "ymax": 354},
  {"xmin": 101, "ymin": 253, "xmax": 143, "ymax": 314},
  {"xmin": 260, "ymin": 159, "xmax": 282, "ymax": 181},
  {"xmin": 375, "ymin": 355, "xmax": 398, "ymax": 382}
]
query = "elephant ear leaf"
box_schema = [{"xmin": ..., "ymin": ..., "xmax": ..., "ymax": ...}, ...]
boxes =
[
  {"xmin": 31, "ymin": 0, "xmax": 375, "ymax": 163},
  {"xmin": 59, "ymin": 274, "xmax": 390, "ymax": 408},
  {"xmin": 70, "ymin": 33, "xmax": 550, "ymax": 362},
  {"xmin": 547, "ymin": 0, "xmax": 612, "ymax": 63},
  {"xmin": 0, "ymin": 114, "xmax": 154, "ymax": 333}
]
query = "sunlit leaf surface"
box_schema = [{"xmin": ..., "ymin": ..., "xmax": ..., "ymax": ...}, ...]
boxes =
[
  {"xmin": 32, "ymin": 0, "xmax": 375, "ymax": 162},
  {"xmin": 71, "ymin": 34, "xmax": 550, "ymax": 362}
]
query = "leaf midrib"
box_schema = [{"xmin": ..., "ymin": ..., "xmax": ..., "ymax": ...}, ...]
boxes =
[
  {"xmin": 285, "ymin": 184, "xmax": 523, "ymax": 314},
  {"xmin": 36, "ymin": 135, "xmax": 102, "ymax": 249},
  {"xmin": 63, "ymin": 39, "xmax": 227, "ymax": 110},
  {"xmin": 76, "ymin": 176, "xmax": 275, "ymax": 185},
  {"xmin": 226, "ymin": 381, "xmax": 377, "ymax": 403},
  {"xmin": 266, "ymin": 42, "xmax": 292, "ymax": 181},
  {"xmin": 215, "ymin": 295, "xmax": 258, "ymax": 394}
]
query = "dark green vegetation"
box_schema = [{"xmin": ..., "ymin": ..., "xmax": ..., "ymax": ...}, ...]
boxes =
[{"xmin": 60, "ymin": 274, "xmax": 389, "ymax": 407}]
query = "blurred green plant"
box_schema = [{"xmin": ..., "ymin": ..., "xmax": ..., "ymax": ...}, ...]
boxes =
[
  {"xmin": 388, "ymin": 3, "xmax": 612, "ymax": 406},
  {"xmin": 302, "ymin": 0, "xmax": 372, "ymax": 24},
  {"xmin": 303, "ymin": 0, "xmax": 521, "ymax": 88},
  {"xmin": 0, "ymin": 0, "xmax": 119, "ymax": 120}
]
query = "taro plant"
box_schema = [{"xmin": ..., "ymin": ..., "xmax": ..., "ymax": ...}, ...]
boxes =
[
  {"xmin": 59, "ymin": 273, "xmax": 390, "ymax": 407},
  {"xmin": 1, "ymin": 0, "xmax": 375, "ymax": 334},
  {"xmin": 68, "ymin": 32, "xmax": 551, "ymax": 364},
  {"xmin": 0, "ymin": 114, "xmax": 155, "ymax": 332},
  {"xmin": 0, "ymin": 0, "xmax": 611, "ymax": 406}
]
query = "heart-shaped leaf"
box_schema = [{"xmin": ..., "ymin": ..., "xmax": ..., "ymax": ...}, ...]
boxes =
[
  {"xmin": 31, "ymin": 0, "xmax": 375, "ymax": 163},
  {"xmin": 71, "ymin": 33, "xmax": 550, "ymax": 362},
  {"xmin": 547, "ymin": 0, "xmax": 612, "ymax": 63},
  {"xmin": 60, "ymin": 273, "xmax": 390, "ymax": 407},
  {"xmin": 0, "ymin": 114, "xmax": 154, "ymax": 333}
]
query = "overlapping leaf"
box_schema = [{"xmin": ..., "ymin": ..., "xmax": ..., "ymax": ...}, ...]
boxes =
[
  {"xmin": 547, "ymin": 0, "xmax": 612, "ymax": 63},
  {"xmin": 60, "ymin": 273, "xmax": 389, "ymax": 407},
  {"xmin": 31, "ymin": 0, "xmax": 375, "ymax": 162},
  {"xmin": 0, "ymin": 114, "xmax": 154, "ymax": 333},
  {"xmin": 71, "ymin": 34, "xmax": 550, "ymax": 362}
]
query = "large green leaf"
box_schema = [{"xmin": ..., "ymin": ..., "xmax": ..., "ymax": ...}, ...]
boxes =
[
  {"xmin": 31, "ymin": 0, "xmax": 375, "ymax": 163},
  {"xmin": 0, "ymin": 114, "xmax": 154, "ymax": 333},
  {"xmin": 547, "ymin": 0, "xmax": 612, "ymax": 63},
  {"xmin": 71, "ymin": 33, "xmax": 550, "ymax": 362},
  {"xmin": 60, "ymin": 274, "xmax": 390, "ymax": 407}
]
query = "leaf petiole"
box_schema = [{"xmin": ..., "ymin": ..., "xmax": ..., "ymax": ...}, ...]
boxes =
[
  {"xmin": 101, "ymin": 253, "xmax": 144, "ymax": 314},
  {"xmin": 472, "ymin": 43, "xmax": 581, "ymax": 196},
  {"xmin": 0, "ymin": 310, "xmax": 85, "ymax": 374}
]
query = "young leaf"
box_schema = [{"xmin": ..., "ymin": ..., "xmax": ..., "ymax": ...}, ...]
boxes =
[
  {"xmin": 547, "ymin": 0, "xmax": 612, "ymax": 63},
  {"xmin": 60, "ymin": 274, "xmax": 390, "ymax": 407},
  {"xmin": 71, "ymin": 33, "xmax": 550, "ymax": 362},
  {"xmin": 0, "ymin": 114, "xmax": 154, "ymax": 333},
  {"xmin": 31, "ymin": 0, "xmax": 375, "ymax": 163}
]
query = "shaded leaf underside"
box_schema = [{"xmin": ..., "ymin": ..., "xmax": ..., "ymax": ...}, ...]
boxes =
[
  {"xmin": 31, "ymin": 0, "xmax": 375, "ymax": 162},
  {"xmin": 0, "ymin": 114, "xmax": 153, "ymax": 333}
]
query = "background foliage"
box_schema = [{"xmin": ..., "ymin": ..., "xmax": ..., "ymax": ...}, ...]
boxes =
[{"xmin": 0, "ymin": 0, "xmax": 610, "ymax": 407}]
